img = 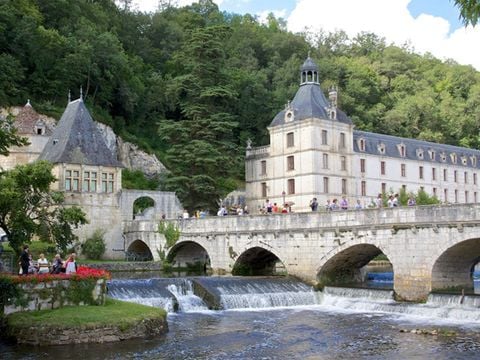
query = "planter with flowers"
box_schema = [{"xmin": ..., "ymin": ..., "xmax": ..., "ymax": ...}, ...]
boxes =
[{"xmin": 0, "ymin": 266, "xmax": 111, "ymax": 315}]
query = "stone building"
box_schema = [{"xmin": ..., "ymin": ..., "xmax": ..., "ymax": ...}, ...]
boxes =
[
  {"xmin": 0, "ymin": 100, "xmax": 53, "ymax": 170},
  {"xmin": 245, "ymin": 56, "xmax": 480, "ymax": 212}
]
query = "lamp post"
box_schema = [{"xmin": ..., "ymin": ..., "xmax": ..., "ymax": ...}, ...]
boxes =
[{"xmin": 282, "ymin": 191, "xmax": 286, "ymax": 207}]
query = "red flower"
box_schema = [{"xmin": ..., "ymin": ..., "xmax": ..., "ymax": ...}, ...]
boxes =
[{"xmin": 2, "ymin": 266, "xmax": 111, "ymax": 284}]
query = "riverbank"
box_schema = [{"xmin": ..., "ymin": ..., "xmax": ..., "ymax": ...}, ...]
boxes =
[{"xmin": 2, "ymin": 298, "xmax": 167, "ymax": 346}]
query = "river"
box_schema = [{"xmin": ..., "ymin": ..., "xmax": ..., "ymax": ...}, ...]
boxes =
[{"xmin": 1, "ymin": 274, "xmax": 480, "ymax": 359}]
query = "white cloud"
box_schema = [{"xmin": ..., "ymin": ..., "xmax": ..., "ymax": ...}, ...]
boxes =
[
  {"xmin": 287, "ymin": 0, "xmax": 480, "ymax": 69},
  {"xmin": 257, "ymin": 9, "xmax": 288, "ymax": 25}
]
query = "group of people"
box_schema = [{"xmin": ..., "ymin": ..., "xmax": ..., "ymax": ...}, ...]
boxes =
[
  {"xmin": 18, "ymin": 245, "xmax": 77, "ymax": 276},
  {"xmin": 309, "ymin": 193, "xmax": 418, "ymax": 212},
  {"xmin": 260, "ymin": 200, "xmax": 291, "ymax": 214}
]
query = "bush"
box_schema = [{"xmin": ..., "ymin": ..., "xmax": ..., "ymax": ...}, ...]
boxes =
[{"xmin": 81, "ymin": 230, "xmax": 106, "ymax": 260}]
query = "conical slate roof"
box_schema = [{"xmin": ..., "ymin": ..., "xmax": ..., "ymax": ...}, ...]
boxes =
[
  {"xmin": 269, "ymin": 84, "xmax": 353, "ymax": 127},
  {"xmin": 300, "ymin": 56, "xmax": 318, "ymax": 71},
  {"xmin": 38, "ymin": 99, "xmax": 122, "ymax": 167},
  {"xmin": 15, "ymin": 100, "xmax": 52, "ymax": 135}
]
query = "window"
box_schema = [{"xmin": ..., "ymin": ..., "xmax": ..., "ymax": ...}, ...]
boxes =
[
  {"xmin": 288, "ymin": 179, "xmax": 295, "ymax": 194},
  {"xmin": 102, "ymin": 172, "xmax": 115, "ymax": 193},
  {"xmin": 432, "ymin": 168, "xmax": 436, "ymax": 181},
  {"xmin": 454, "ymin": 170, "xmax": 458, "ymax": 183},
  {"xmin": 472, "ymin": 156, "xmax": 477, "ymax": 167},
  {"xmin": 475, "ymin": 192, "xmax": 477, "ymax": 203},
  {"xmin": 399, "ymin": 144, "xmax": 406, "ymax": 157},
  {"xmin": 360, "ymin": 159, "xmax": 366, "ymax": 173},
  {"xmin": 440, "ymin": 153, "xmax": 447, "ymax": 162},
  {"xmin": 83, "ymin": 171, "xmax": 97, "ymax": 192},
  {"xmin": 465, "ymin": 191, "xmax": 469, "ymax": 203},
  {"xmin": 340, "ymin": 156, "xmax": 346, "ymax": 171},
  {"xmin": 359, "ymin": 138, "xmax": 366, "ymax": 151},
  {"xmin": 340, "ymin": 133, "xmax": 346, "ymax": 148},
  {"xmin": 464, "ymin": 171, "xmax": 468, "ymax": 184},
  {"xmin": 287, "ymin": 132, "xmax": 294, "ymax": 147},
  {"xmin": 401, "ymin": 163, "xmax": 406, "ymax": 177},
  {"xmin": 444, "ymin": 189, "xmax": 448, "ymax": 202},
  {"xmin": 443, "ymin": 169, "xmax": 448, "ymax": 181},
  {"xmin": 462, "ymin": 156, "xmax": 467, "ymax": 166},
  {"xmin": 419, "ymin": 166, "xmax": 424, "ymax": 180},
  {"xmin": 380, "ymin": 161, "xmax": 386, "ymax": 175},
  {"xmin": 341, "ymin": 179, "xmax": 347, "ymax": 194},
  {"xmin": 455, "ymin": 189, "xmax": 458, "ymax": 203},
  {"xmin": 323, "ymin": 153, "xmax": 329, "ymax": 169},
  {"xmin": 378, "ymin": 143, "xmax": 385, "ymax": 154},
  {"xmin": 321, "ymin": 130, "xmax": 328, "ymax": 145},
  {"xmin": 474, "ymin": 173, "xmax": 477, "ymax": 185},
  {"xmin": 451, "ymin": 153, "xmax": 457, "ymax": 164},
  {"xmin": 433, "ymin": 187, "xmax": 437, "ymax": 197},
  {"xmin": 260, "ymin": 160, "xmax": 267, "ymax": 175},
  {"xmin": 381, "ymin": 183, "xmax": 386, "ymax": 194},
  {"xmin": 428, "ymin": 149, "xmax": 435, "ymax": 160},
  {"xmin": 361, "ymin": 181, "xmax": 366, "ymax": 196},
  {"xmin": 108, "ymin": 173, "xmax": 114, "ymax": 193},
  {"xmin": 287, "ymin": 156, "xmax": 294, "ymax": 171},
  {"xmin": 65, "ymin": 170, "xmax": 72, "ymax": 191},
  {"xmin": 261, "ymin": 182, "xmax": 267, "ymax": 197},
  {"xmin": 323, "ymin": 177, "xmax": 329, "ymax": 193},
  {"xmin": 416, "ymin": 149, "xmax": 424, "ymax": 159}
]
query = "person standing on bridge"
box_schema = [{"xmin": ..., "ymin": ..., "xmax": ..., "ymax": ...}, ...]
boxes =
[{"xmin": 309, "ymin": 198, "xmax": 318, "ymax": 211}]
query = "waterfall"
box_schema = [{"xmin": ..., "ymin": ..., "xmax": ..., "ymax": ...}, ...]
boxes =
[
  {"xmin": 108, "ymin": 278, "xmax": 208, "ymax": 313},
  {"xmin": 194, "ymin": 277, "xmax": 320, "ymax": 310},
  {"xmin": 167, "ymin": 279, "xmax": 208, "ymax": 312}
]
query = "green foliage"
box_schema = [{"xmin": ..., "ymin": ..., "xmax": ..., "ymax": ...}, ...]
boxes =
[
  {"xmin": 121, "ymin": 169, "xmax": 162, "ymax": 190},
  {"xmin": 1, "ymin": 1, "xmax": 480, "ymax": 208},
  {"xmin": 81, "ymin": 230, "xmax": 106, "ymax": 260},
  {"xmin": 0, "ymin": 115, "xmax": 29, "ymax": 156},
  {"xmin": 158, "ymin": 221, "xmax": 180, "ymax": 249},
  {"xmin": 65, "ymin": 280, "xmax": 97, "ymax": 305},
  {"xmin": 0, "ymin": 277, "xmax": 20, "ymax": 309},
  {"xmin": 415, "ymin": 188, "xmax": 441, "ymax": 205},
  {"xmin": 0, "ymin": 161, "xmax": 88, "ymax": 257}
]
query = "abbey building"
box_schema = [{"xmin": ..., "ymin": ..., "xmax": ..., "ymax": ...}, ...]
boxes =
[{"xmin": 245, "ymin": 57, "xmax": 480, "ymax": 212}]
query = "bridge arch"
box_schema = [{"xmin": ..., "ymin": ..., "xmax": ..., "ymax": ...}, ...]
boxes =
[
  {"xmin": 133, "ymin": 196, "xmax": 156, "ymax": 220},
  {"xmin": 431, "ymin": 237, "xmax": 480, "ymax": 293},
  {"xmin": 233, "ymin": 246, "xmax": 286, "ymax": 276},
  {"xmin": 166, "ymin": 241, "xmax": 210, "ymax": 271},
  {"xmin": 126, "ymin": 239, "xmax": 154, "ymax": 261},
  {"xmin": 317, "ymin": 243, "xmax": 393, "ymax": 286}
]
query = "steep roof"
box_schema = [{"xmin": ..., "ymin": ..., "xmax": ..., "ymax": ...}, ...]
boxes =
[
  {"xmin": 38, "ymin": 99, "xmax": 122, "ymax": 167},
  {"xmin": 269, "ymin": 84, "xmax": 353, "ymax": 127},
  {"xmin": 353, "ymin": 130, "xmax": 480, "ymax": 169},
  {"xmin": 14, "ymin": 101, "xmax": 52, "ymax": 135}
]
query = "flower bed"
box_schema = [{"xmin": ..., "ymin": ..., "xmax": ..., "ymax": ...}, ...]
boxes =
[{"xmin": 0, "ymin": 267, "xmax": 111, "ymax": 315}]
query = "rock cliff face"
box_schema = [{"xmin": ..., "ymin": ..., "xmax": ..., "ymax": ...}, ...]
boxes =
[{"xmin": 96, "ymin": 123, "xmax": 167, "ymax": 177}]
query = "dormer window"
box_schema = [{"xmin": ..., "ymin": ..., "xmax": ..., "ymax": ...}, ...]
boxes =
[
  {"xmin": 471, "ymin": 156, "xmax": 477, "ymax": 167},
  {"xmin": 450, "ymin": 153, "xmax": 457, "ymax": 164},
  {"xmin": 377, "ymin": 143, "xmax": 385, "ymax": 155},
  {"xmin": 416, "ymin": 148, "xmax": 424, "ymax": 159},
  {"xmin": 358, "ymin": 138, "xmax": 366, "ymax": 152},
  {"xmin": 440, "ymin": 152, "xmax": 447, "ymax": 162},
  {"xmin": 53, "ymin": 139, "xmax": 59, "ymax": 145},
  {"xmin": 285, "ymin": 110, "xmax": 294, "ymax": 122},
  {"xmin": 398, "ymin": 143, "xmax": 406, "ymax": 157},
  {"xmin": 461, "ymin": 156, "xmax": 467, "ymax": 166},
  {"xmin": 428, "ymin": 149, "xmax": 435, "ymax": 161},
  {"xmin": 35, "ymin": 120, "xmax": 46, "ymax": 135}
]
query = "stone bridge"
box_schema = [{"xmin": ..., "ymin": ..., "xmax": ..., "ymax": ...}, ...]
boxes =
[{"xmin": 123, "ymin": 204, "xmax": 480, "ymax": 301}]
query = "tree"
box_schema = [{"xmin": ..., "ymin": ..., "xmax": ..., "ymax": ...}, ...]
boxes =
[
  {"xmin": 454, "ymin": 0, "xmax": 480, "ymax": 26},
  {"xmin": 0, "ymin": 161, "xmax": 87, "ymax": 257},
  {"xmin": 0, "ymin": 115, "xmax": 29, "ymax": 156}
]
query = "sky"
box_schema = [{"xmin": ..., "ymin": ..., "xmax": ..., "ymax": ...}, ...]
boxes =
[{"xmin": 131, "ymin": 0, "xmax": 480, "ymax": 69}]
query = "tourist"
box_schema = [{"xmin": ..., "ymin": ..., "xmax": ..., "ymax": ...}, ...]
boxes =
[
  {"xmin": 64, "ymin": 253, "xmax": 77, "ymax": 274},
  {"xmin": 340, "ymin": 196, "xmax": 348, "ymax": 210},
  {"xmin": 408, "ymin": 196, "xmax": 416, "ymax": 207},
  {"xmin": 331, "ymin": 199, "xmax": 339, "ymax": 211},
  {"xmin": 243, "ymin": 205, "xmax": 249, "ymax": 215},
  {"xmin": 37, "ymin": 253, "xmax": 50, "ymax": 274},
  {"xmin": 182, "ymin": 209, "xmax": 189, "ymax": 219},
  {"xmin": 51, "ymin": 254, "xmax": 64, "ymax": 274},
  {"xmin": 375, "ymin": 194, "xmax": 383, "ymax": 208},
  {"xmin": 28, "ymin": 254, "xmax": 37, "ymax": 274},
  {"xmin": 309, "ymin": 197, "xmax": 318, "ymax": 211},
  {"xmin": 266, "ymin": 199, "xmax": 273, "ymax": 214},
  {"xmin": 19, "ymin": 245, "xmax": 29, "ymax": 276},
  {"xmin": 237, "ymin": 206, "xmax": 244, "ymax": 216},
  {"xmin": 393, "ymin": 194, "xmax": 399, "ymax": 207},
  {"xmin": 387, "ymin": 195, "xmax": 394, "ymax": 208},
  {"xmin": 217, "ymin": 206, "xmax": 227, "ymax": 216},
  {"xmin": 355, "ymin": 199, "xmax": 363, "ymax": 210},
  {"xmin": 281, "ymin": 204, "xmax": 288, "ymax": 213},
  {"xmin": 273, "ymin": 202, "xmax": 279, "ymax": 213},
  {"xmin": 325, "ymin": 199, "xmax": 332, "ymax": 211}
]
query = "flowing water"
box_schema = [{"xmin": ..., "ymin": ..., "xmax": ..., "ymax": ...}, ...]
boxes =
[{"xmin": 2, "ymin": 275, "xmax": 480, "ymax": 359}]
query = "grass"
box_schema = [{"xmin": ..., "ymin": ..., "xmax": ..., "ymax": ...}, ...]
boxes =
[{"xmin": 6, "ymin": 298, "xmax": 166, "ymax": 329}]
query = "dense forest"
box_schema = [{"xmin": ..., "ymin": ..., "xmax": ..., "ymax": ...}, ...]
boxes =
[{"xmin": 1, "ymin": 0, "xmax": 480, "ymax": 210}]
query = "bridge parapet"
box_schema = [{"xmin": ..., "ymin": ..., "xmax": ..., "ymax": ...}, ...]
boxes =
[{"xmin": 174, "ymin": 204, "xmax": 480, "ymax": 235}]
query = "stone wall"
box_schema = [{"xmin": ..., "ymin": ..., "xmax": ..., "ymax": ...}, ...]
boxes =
[{"xmin": 4, "ymin": 278, "xmax": 107, "ymax": 315}]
